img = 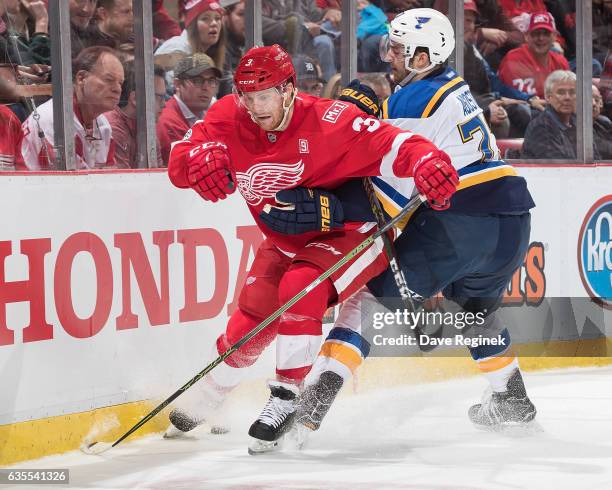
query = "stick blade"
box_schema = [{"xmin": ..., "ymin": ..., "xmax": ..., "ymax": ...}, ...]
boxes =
[{"xmin": 80, "ymin": 441, "xmax": 113, "ymax": 455}]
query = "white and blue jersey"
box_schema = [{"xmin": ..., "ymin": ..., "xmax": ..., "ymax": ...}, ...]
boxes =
[{"xmin": 374, "ymin": 66, "xmax": 534, "ymax": 223}]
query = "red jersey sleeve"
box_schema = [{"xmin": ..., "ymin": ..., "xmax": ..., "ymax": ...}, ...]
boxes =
[{"xmin": 319, "ymin": 101, "xmax": 444, "ymax": 179}]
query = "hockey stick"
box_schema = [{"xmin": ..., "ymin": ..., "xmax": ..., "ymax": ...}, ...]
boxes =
[
  {"xmin": 362, "ymin": 177, "xmax": 418, "ymax": 310},
  {"xmin": 361, "ymin": 178, "xmax": 437, "ymax": 352},
  {"xmin": 82, "ymin": 193, "xmax": 426, "ymax": 455}
]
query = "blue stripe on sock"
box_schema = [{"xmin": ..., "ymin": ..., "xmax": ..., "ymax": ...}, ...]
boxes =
[
  {"xmin": 325, "ymin": 327, "xmax": 371, "ymax": 358},
  {"xmin": 469, "ymin": 328, "xmax": 511, "ymax": 360}
]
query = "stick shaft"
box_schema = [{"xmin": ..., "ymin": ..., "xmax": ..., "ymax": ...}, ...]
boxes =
[
  {"xmin": 362, "ymin": 178, "xmax": 419, "ymax": 309},
  {"xmin": 110, "ymin": 193, "xmax": 424, "ymax": 448}
]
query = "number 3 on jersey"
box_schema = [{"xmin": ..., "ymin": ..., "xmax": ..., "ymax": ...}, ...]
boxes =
[{"xmin": 457, "ymin": 114, "xmax": 497, "ymax": 161}]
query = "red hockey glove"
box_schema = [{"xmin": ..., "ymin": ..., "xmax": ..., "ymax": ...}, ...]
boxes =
[
  {"xmin": 186, "ymin": 142, "xmax": 235, "ymax": 202},
  {"xmin": 412, "ymin": 151, "xmax": 459, "ymax": 211}
]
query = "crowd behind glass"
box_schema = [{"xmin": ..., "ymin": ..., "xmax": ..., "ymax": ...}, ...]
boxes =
[{"xmin": 0, "ymin": 0, "xmax": 610, "ymax": 171}]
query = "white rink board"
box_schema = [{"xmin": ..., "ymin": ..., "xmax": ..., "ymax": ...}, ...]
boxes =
[
  {"xmin": 0, "ymin": 171, "xmax": 266, "ymax": 425},
  {"xmin": 0, "ymin": 166, "xmax": 611, "ymax": 425}
]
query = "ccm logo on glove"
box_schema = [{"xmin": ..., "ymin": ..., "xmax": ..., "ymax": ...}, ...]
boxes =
[{"xmin": 186, "ymin": 142, "xmax": 235, "ymax": 203}]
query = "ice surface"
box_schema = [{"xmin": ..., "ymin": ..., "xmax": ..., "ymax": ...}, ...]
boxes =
[{"xmin": 6, "ymin": 366, "xmax": 612, "ymax": 490}]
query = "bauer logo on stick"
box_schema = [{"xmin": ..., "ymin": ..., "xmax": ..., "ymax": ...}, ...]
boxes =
[{"xmin": 578, "ymin": 195, "xmax": 612, "ymax": 308}]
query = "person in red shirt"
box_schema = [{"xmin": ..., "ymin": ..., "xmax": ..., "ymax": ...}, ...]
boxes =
[
  {"xmin": 498, "ymin": 11, "xmax": 569, "ymax": 98},
  {"xmin": 165, "ymin": 44, "xmax": 457, "ymax": 451},
  {"xmin": 498, "ymin": 0, "xmax": 547, "ymax": 21},
  {"xmin": 0, "ymin": 105, "xmax": 24, "ymax": 170},
  {"xmin": 156, "ymin": 53, "xmax": 221, "ymax": 164},
  {"xmin": 104, "ymin": 62, "xmax": 167, "ymax": 168},
  {"xmin": 152, "ymin": 0, "xmax": 181, "ymax": 41}
]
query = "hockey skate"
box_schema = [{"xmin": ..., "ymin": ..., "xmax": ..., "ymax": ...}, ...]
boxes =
[
  {"xmin": 282, "ymin": 371, "xmax": 345, "ymax": 450},
  {"xmin": 296, "ymin": 371, "xmax": 344, "ymax": 432},
  {"xmin": 468, "ymin": 369, "xmax": 537, "ymax": 430},
  {"xmin": 248, "ymin": 380, "xmax": 299, "ymax": 455}
]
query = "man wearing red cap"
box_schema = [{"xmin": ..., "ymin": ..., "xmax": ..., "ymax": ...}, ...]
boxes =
[
  {"xmin": 166, "ymin": 44, "xmax": 456, "ymax": 452},
  {"xmin": 498, "ymin": 11, "xmax": 569, "ymax": 99}
]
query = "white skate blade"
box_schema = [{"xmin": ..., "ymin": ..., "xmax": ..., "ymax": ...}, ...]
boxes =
[{"xmin": 248, "ymin": 437, "xmax": 283, "ymax": 455}]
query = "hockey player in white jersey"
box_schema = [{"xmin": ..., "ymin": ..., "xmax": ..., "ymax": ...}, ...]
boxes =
[{"xmin": 261, "ymin": 8, "xmax": 537, "ymax": 438}]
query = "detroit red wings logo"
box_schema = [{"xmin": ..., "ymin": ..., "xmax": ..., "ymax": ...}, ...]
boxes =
[{"xmin": 235, "ymin": 160, "xmax": 304, "ymax": 205}]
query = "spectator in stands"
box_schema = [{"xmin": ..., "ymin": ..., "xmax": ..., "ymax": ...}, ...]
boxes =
[
  {"xmin": 468, "ymin": 0, "xmax": 524, "ymax": 70},
  {"xmin": 294, "ymin": 54, "xmax": 324, "ymax": 96},
  {"xmin": 155, "ymin": 0, "xmax": 226, "ymax": 93},
  {"xmin": 104, "ymin": 62, "xmax": 166, "ymax": 168},
  {"xmin": 498, "ymin": 0, "xmax": 547, "ymax": 33},
  {"xmin": 219, "ymin": 0, "xmax": 245, "ymax": 97},
  {"xmin": 70, "ymin": 0, "xmax": 97, "ymax": 58},
  {"xmin": 153, "ymin": 0, "xmax": 181, "ymax": 41},
  {"xmin": 0, "ymin": 63, "xmax": 21, "ymax": 105},
  {"xmin": 522, "ymin": 70, "xmax": 601, "ymax": 160},
  {"xmin": 378, "ymin": 1, "xmax": 428, "ymax": 16},
  {"xmin": 594, "ymin": 84, "xmax": 612, "ymax": 160},
  {"xmin": 545, "ymin": 0, "xmax": 576, "ymax": 61},
  {"xmin": 0, "ymin": 104, "xmax": 23, "ymax": 170},
  {"xmin": 463, "ymin": 0, "xmax": 544, "ymax": 137},
  {"xmin": 601, "ymin": 52, "xmax": 612, "ymax": 120},
  {"xmin": 261, "ymin": 0, "xmax": 340, "ymax": 81},
  {"xmin": 21, "ymin": 46, "xmax": 124, "ymax": 169},
  {"xmin": 317, "ymin": 0, "xmax": 341, "ymax": 8},
  {"xmin": 0, "ymin": 63, "xmax": 52, "ymax": 123},
  {"xmin": 2, "ymin": 0, "xmax": 50, "ymax": 65},
  {"xmin": 157, "ymin": 53, "xmax": 221, "ymax": 164},
  {"xmin": 358, "ymin": 72, "xmax": 392, "ymax": 102},
  {"xmin": 322, "ymin": 72, "xmax": 343, "ymax": 99},
  {"xmin": 357, "ymin": 0, "xmax": 389, "ymax": 73},
  {"xmin": 498, "ymin": 11, "xmax": 569, "ymax": 99},
  {"xmin": 433, "ymin": 0, "xmax": 523, "ymax": 69},
  {"xmin": 87, "ymin": 0, "xmax": 134, "ymax": 51},
  {"xmin": 593, "ymin": 0, "xmax": 612, "ymax": 66}
]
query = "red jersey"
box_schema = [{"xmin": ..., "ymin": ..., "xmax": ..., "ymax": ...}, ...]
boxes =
[
  {"xmin": 0, "ymin": 106, "xmax": 23, "ymax": 170},
  {"xmin": 168, "ymin": 93, "xmax": 440, "ymax": 254},
  {"xmin": 498, "ymin": 44, "xmax": 569, "ymax": 98},
  {"xmin": 157, "ymin": 96, "xmax": 192, "ymax": 165},
  {"xmin": 498, "ymin": 0, "xmax": 547, "ymax": 19}
]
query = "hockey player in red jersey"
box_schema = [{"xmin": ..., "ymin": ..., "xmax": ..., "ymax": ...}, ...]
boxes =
[{"xmin": 166, "ymin": 44, "xmax": 457, "ymax": 451}]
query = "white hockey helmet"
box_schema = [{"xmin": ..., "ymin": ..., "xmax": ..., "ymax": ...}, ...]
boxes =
[{"xmin": 385, "ymin": 8, "xmax": 455, "ymax": 71}]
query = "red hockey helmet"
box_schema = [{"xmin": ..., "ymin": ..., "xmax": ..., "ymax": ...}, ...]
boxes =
[{"xmin": 234, "ymin": 44, "xmax": 296, "ymax": 93}]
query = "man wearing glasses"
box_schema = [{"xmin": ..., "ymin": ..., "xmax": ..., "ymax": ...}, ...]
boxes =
[{"xmin": 157, "ymin": 53, "xmax": 221, "ymax": 164}]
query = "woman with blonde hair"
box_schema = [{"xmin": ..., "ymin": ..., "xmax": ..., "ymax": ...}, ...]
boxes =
[{"xmin": 155, "ymin": 0, "xmax": 226, "ymax": 92}]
